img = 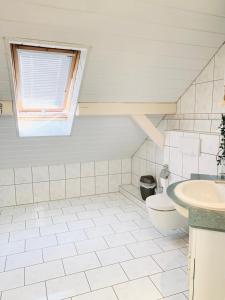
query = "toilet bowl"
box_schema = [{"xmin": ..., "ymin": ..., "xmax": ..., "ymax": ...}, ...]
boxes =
[{"xmin": 146, "ymin": 193, "xmax": 186, "ymax": 231}]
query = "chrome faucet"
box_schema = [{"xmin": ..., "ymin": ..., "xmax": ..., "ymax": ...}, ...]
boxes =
[{"xmin": 157, "ymin": 165, "xmax": 170, "ymax": 193}]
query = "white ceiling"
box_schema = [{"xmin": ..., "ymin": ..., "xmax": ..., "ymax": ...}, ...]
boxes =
[{"xmin": 0, "ymin": 0, "xmax": 225, "ymax": 103}]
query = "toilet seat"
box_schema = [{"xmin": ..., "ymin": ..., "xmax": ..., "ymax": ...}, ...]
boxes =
[{"xmin": 146, "ymin": 194, "xmax": 175, "ymax": 212}]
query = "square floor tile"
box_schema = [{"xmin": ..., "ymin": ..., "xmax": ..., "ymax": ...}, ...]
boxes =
[
  {"xmin": 0, "ymin": 256, "xmax": 6, "ymax": 272},
  {"xmin": 40, "ymin": 223, "xmax": 68, "ymax": 236},
  {"xmin": 0, "ymin": 192, "xmax": 190, "ymax": 300},
  {"xmin": 152, "ymin": 250, "xmax": 187, "ymax": 271},
  {"xmin": 46, "ymin": 273, "xmax": 90, "ymax": 300},
  {"xmin": 57, "ymin": 230, "xmax": 87, "ymax": 244},
  {"xmin": 63, "ymin": 206, "xmax": 85, "ymax": 215},
  {"xmin": 0, "ymin": 233, "xmax": 9, "ymax": 244},
  {"xmin": 134, "ymin": 218, "xmax": 153, "ymax": 229},
  {"xmin": 121, "ymin": 256, "xmax": 162, "ymax": 280},
  {"xmin": 93, "ymin": 215, "xmax": 119, "ymax": 226},
  {"xmin": 86, "ymin": 264, "xmax": 128, "ymax": 290},
  {"xmin": 113, "ymin": 277, "xmax": 162, "ymax": 300},
  {"xmin": 6, "ymin": 249, "xmax": 43, "ymax": 270},
  {"xmin": 0, "ymin": 215, "xmax": 12, "ymax": 225},
  {"xmin": 96, "ymin": 246, "xmax": 132, "ymax": 266},
  {"xmin": 100, "ymin": 207, "xmax": 124, "ymax": 216},
  {"xmin": 52, "ymin": 214, "xmax": 78, "ymax": 224},
  {"xmin": 77, "ymin": 210, "xmax": 101, "ymax": 220},
  {"xmin": 63, "ymin": 252, "xmax": 100, "ymax": 274},
  {"xmin": 39, "ymin": 208, "xmax": 63, "ymax": 218},
  {"xmin": 111, "ymin": 221, "xmax": 139, "ymax": 233},
  {"xmin": 26, "ymin": 217, "xmax": 52, "ymax": 229},
  {"xmin": 116, "ymin": 212, "xmax": 141, "ymax": 222},
  {"xmin": 0, "ymin": 222, "xmax": 25, "ymax": 234},
  {"xmin": 131, "ymin": 228, "xmax": 162, "ymax": 241},
  {"xmin": 25, "ymin": 260, "xmax": 64, "ymax": 284},
  {"xmin": 43, "ymin": 244, "xmax": 77, "ymax": 261},
  {"xmin": 13, "ymin": 213, "xmax": 38, "ymax": 223},
  {"xmin": 105, "ymin": 199, "xmax": 125, "ymax": 208},
  {"xmin": 26, "ymin": 235, "xmax": 57, "ymax": 250},
  {"xmin": 68, "ymin": 220, "xmax": 95, "ymax": 231},
  {"xmin": 154, "ymin": 236, "xmax": 187, "ymax": 251},
  {"xmin": 72, "ymin": 287, "xmax": 117, "ymax": 300},
  {"xmin": 0, "ymin": 268, "xmax": 24, "ymax": 291},
  {"xmin": 1, "ymin": 207, "xmax": 25, "ymax": 217},
  {"xmin": 85, "ymin": 202, "xmax": 107, "ymax": 211},
  {"xmin": 48, "ymin": 199, "xmax": 71, "ymax": 210},
  {"xmin": 151, "ymin": 269, "xmax": 188, "ymax": 297},
  {"xmin": 127, "ymin": 240, "xmax": 162, "ymax": 258},
  {"xmin": 0, "ymin": 240, "xmax": 24, "ymax": 256},
  {"xmin": 104, "ymin": 232, "xmax": 136, "ymax": 247},
  {"xmin": 10, "ymin": 228, "xmax": 39, "ymax": 242},
  {"xmin": 1, "ymin": 282, "xmax": 47, "ymax": 300},
  {"xmin": 85, "ymin": 225, "xmax": 113, "ymax": 239},
  {"xmin": 76, "ymin": 237, "xmax": 108, "ymax": 254}
]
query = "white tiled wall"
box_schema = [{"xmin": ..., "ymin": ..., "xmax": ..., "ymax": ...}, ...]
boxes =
[
  {"xmin": 165, "ymin": 43, "xmax": 225, "ymax": 133},
  {"xmin": 0, "ymin": 159, "xmax": 131, "ymax": 207},
  {"xmin": 132, "ymin": 43, "xmax": 225, "ymax": 187},
  {"xmin": 132, "ymin": 131, "xmax": 219, "ymax": 187}
]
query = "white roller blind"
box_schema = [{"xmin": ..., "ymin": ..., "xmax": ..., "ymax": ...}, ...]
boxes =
[{"xmin": 18, "ymin": 49, "xmax": 72, "ymax": 109}]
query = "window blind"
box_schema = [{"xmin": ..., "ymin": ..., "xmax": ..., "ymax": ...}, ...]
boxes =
[{"xmin": 18, "ymin": 49, "xmax": 72, "ymax": 109}]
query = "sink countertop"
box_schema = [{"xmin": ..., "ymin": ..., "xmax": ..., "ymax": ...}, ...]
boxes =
[{"xmin": 167, "ymin": 174, "xmax": 225, "ymax": 232}]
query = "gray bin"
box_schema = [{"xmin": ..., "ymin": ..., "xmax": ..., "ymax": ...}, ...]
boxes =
[{"xmin": 140, "ymin": 175, "xmax": 156, "ymax": 200}]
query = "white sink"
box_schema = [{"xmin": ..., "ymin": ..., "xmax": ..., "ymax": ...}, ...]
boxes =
[{"xmin": 173, "ymin": 180, "xmax": 225, "ymax": 218}]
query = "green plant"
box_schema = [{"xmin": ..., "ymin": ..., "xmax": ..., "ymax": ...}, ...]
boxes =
[{"xmin": 216, "ymin": 114, "xmax": 225, "ymax": 167}]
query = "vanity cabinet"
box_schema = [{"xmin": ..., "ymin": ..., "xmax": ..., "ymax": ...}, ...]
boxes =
[{"xmin": 189, "ymin": 227, "xmax": 225, "ymax": 300}]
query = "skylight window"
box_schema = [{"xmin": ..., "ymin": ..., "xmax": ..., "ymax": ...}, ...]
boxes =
[{"xmin": 10, "ymin": 44, "xmax": 86, "ymax": 137}]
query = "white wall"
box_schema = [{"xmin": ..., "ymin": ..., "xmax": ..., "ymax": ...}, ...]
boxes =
[
  {"xmin": 132, "ymin": 43, "xmax": 225, "ymax": 186},
  {"xmin": 0, "ymin": 116, "xmax": 145, "ymax": 168},
  {"xmin": 0, "ymin": 158, "xmax": 132, "ymax": 207},
  {"xmin": 0, "ymin": 1, "xmax": 225, "ymax": 169}
]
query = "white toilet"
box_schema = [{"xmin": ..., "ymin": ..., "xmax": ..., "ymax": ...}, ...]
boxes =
[
  {"xmin": 146, "ymin": 193, "xmax": 186, "ymax": 231},
  {"xmin": 146, "ymin": 176, "xmax": 186, "ymax": 231}
]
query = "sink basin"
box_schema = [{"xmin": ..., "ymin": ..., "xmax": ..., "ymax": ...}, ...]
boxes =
[{"xmin": 173, "ymin": 180, "xmax": 225, "ymax": 217}]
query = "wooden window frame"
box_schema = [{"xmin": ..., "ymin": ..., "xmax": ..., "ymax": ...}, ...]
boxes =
[{"xmin": 11, "ymin": 44, "xmax": 80, "ymax": 116}]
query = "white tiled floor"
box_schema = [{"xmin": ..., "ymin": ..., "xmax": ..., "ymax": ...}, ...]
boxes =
[{"xmin": 0, "ymin": 192, "xmax": 189, "ymax": 300}]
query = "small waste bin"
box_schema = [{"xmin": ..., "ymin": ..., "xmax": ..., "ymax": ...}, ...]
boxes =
[{"xmin": 140, "ymin": 175, "xmax": 156, "ymax": 200}]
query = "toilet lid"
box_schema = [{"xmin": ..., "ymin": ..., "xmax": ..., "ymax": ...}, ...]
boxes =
[{"xmin": 146, "ymin": 193, "xmax": 175, "ymax": 211}]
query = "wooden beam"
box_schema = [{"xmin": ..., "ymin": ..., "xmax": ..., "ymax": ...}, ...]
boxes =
[
  {"xmin": 0, "ymin": 101, "xmax": 13, "ymax": 116},
  {"xmin": 132, "ymin": 115, "xmax": 164, "ymax": 147},
  {"xmin": 76, "ymin": 102, "xmax": 176, "ymax": 116}
]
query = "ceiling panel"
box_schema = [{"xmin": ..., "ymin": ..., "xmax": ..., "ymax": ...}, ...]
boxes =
[{"xmin": 0, "ymin": 0, "xmax": 224, "ymax": 102}]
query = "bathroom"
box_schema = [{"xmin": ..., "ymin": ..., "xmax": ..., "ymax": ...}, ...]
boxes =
[{"xmin": 0, "ymin": 1, "xmax": 225, "ymax": 300}]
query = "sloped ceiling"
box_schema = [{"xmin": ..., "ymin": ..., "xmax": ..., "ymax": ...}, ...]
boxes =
[
  {"xmin": 0, "ymin": 0, "xmax": 225, "ymax": 167},
  {"xmin": 0, "ymin": 0, "xmax": 225, "ymax": 102}
]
